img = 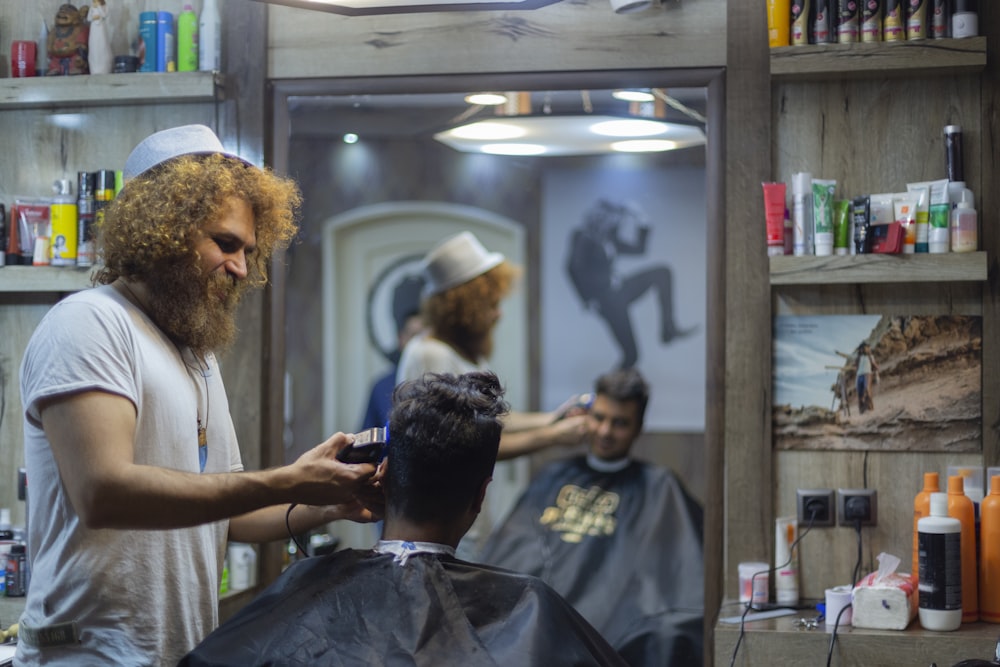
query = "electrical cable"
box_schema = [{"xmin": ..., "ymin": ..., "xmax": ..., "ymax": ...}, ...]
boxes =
[
  {"xmin": 727, "ymin": 512, "xmax": 816, "ymax": 667},
  {"xmin": 285, "ymin": 502, "xmax": 309, "ymax": 557},
  {"xmin": 851, "ymin": 519, "xmax": 863, "ymax": 587},
  {"xmin": 825, "ymin": 600, "xmax": 853, "ymax": 667}
]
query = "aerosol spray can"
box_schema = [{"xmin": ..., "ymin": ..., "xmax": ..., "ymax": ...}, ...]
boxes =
[
  {"xmin": 76, "ymin": 172, "xmax": 96, "ymax": 268},
  {"xmin": 49, "ymin": 179, "xmax": 77, "ymax": 267}
]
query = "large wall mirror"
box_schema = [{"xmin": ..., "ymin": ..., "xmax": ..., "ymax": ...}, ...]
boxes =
[{"xmin": 267, "ymin": 71, "xmax": 724, "ymax": 588}]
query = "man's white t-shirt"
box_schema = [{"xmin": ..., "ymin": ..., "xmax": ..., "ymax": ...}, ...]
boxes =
[{"xmin": 18, "ymin": 285, "xmax": 242, "ymax": 666}]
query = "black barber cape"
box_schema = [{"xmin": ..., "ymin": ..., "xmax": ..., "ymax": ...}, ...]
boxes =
[
  {"xmin": 178, "ymin": 548, "xmax": 627, "ymax": 667},
  {"xmin": 480, "ymin": 457, "xmax": 705, "ymax": 667}
]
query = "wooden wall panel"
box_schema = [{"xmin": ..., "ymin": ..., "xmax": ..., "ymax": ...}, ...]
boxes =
[{"xmin": 773, "ymin": 76, "xmax": 982, "ymax": 198}]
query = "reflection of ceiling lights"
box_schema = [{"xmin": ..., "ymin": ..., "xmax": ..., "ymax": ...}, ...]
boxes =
[
  {"xmin": 434, "ymin": 115, "xmax": 705, "ymax": 156},
  {"xmin": 249, "ymin": 0, "xmax": 560, "ymax": 16}
]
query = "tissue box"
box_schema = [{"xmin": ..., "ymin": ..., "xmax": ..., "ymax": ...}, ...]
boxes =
[{"xmin": 851, "ymin": 571, "xmax": 917, "ymax": 630}]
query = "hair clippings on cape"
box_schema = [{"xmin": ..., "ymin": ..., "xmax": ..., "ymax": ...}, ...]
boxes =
[{"xmin": 336, "ymin": 426, "xmax": 389, "ymax": 465}]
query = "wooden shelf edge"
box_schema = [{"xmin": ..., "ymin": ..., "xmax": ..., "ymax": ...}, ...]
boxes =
[
  {"xmin": 769, "ymin": 251, "xmax": 987, "ymax": 285},
  {"xmin": 770, "ymin": 36, "xmax": 987, "ymax": 80},
  {"xmin": 0, "ymin": 266, "xmax": 95, "ymax": 293},
  {"xmin": 0, "ymin": 71, "xmax": 222, "ymax": 110}
]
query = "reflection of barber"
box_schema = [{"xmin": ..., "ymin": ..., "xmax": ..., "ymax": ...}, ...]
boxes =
[
  {"xmin": 566, "ymin": 199, "xmax": 693, "ymax": 369},
  {"xmin": 855, "ymin": 342, "xmax": 879, "ymax": 414}
]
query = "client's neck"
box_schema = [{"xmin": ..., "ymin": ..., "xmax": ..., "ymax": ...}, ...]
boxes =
[{"xmin": 381, "ymin": 515, "xmax": 468, "ymax": 549}]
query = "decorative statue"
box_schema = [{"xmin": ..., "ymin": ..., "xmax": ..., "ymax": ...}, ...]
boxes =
[
  {"xmin": 87, "ymin": 0, "xmax": 112, "ymax": 75},
  {"xmin": 47, "ymin": 3, "xmax": 90, "ymax": 76}
]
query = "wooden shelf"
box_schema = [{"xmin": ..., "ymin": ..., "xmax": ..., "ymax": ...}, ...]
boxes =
[
  {"xmin": 769, "ymin": 251, "xmax": 988, "ymax": 285},
  {"xmin": 715, "ymin": 602, "xmax": 1000, "ymax": 667},
  {"xmin": 770, "ymin": 36, "xmax": 987, "ymax": 81},
  {"xmin": 0, "ymin": 265, "xmax": 95, "ymax": 293},
  {"xmin": 0, "ymin": 71, "xmax": 222, "ymax": 110}
]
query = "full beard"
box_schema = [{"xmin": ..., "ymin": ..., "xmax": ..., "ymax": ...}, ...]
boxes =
[{"xmin": 145, "ymin": 260, "xmax": 249, "ymax": 354}]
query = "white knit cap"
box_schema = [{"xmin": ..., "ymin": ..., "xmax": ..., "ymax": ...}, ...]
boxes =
[
  {"xmin": 123, "ymin": 124, "xmax": 250, "ymax": 181},
  {"xmin": 422, "ymin": 231, "xmax": 505, "ymax": 296}
]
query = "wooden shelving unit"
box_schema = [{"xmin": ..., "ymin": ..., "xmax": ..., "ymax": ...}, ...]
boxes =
[
  {"xmin": 770, "ymin": 36, "xmax": 987, "ymax": 81},
  {"xmin": 0, "ymin": 266, "xmax": 95, "ymax": 293},
  {"xmin": 0, "ymin": 71, "xmax": 221, "ymax": 110},
  {"xmin": 769, "ymin": 251, "xmax": 988, "ymax": 285}
]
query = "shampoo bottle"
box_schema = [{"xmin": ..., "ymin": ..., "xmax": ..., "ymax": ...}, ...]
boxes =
[
  {"xmin": 177, "ymin": 4, "xmax": 199, "ymax": 72},
  {"xmin": 981, "ymin": 475, "xmax": 1000, "ymax": 623},
  {"xmin": 947, "ymin": 475, "xmax": 979, "ymax": 622},
  {"xmin": 919, "ymin": 492, "xmax": 963, "ymax": 631},
  {"xmin": 914, "ymin": 472, "xmax": 940, "ymax": 580}
]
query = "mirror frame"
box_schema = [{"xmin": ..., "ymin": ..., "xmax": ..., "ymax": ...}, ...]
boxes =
[{"xmin": 266, "ymin": 67, "xmax": 727, "ymax": 638}]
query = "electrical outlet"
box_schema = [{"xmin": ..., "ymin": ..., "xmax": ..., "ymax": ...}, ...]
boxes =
[
  {"xmin": 796, "ymin": 488, "xmax": 835, "ymax": 527},
  {"xmin": 838, "ymin": 488, "xmax": 877, "ymax": 527}
]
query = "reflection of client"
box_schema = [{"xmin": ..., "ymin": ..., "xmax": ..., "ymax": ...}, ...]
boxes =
[
  {"xmin": 566, "ymin": 199, "xmax": 693, "ymax": 369},
  {"xmin": 359, "ymin": 275, "xmax": 426, "ymax": 431},
  {"xmin": 855, "ymin": 342, "xmax": 879, "ymax": 414}
]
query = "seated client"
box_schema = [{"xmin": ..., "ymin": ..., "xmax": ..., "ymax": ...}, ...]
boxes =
[{"xmin": 180, "ymin": 371, "xmax": 626, "ymax": 667}]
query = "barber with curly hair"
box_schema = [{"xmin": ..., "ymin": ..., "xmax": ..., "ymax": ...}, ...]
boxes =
[{"xmin": 17, "ymin": 125, "xmax": 381, "ymax": 666}]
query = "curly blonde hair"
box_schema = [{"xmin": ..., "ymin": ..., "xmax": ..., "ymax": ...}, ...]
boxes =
[
  {"xmin": 423, "ymin": 261, "xmax": 520, "ymax": 361},
  {"xmin": 94, "ymin": 154, "xmax": 301, "ymax": 287}
]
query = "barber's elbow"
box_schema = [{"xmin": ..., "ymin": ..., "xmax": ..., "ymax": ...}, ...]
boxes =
[{"xmin": 73, "ymin": 482, "xmax": 124, "ymax": 529}]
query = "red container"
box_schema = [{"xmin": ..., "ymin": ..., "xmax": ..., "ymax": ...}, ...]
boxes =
[{"xmin": 11, "ymin": 40, "xmax": 37, "ymax": 78}]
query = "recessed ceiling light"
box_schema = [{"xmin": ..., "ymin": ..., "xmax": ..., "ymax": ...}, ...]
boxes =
[
  {"xmin": 611, "ymin": 139, "xmax": 678, "ymax": 153},
  {"xmin": 611, "ymin": 89, "xmax": 655, "ymax": 103},
  {"xmin": 464, "ymin": 93, "xmax": 509, "ymax": 106},
  {"xmin": 481, "ymin": 143, "xmax": 547, "ymax": 156},
  {"xmin": 343, "ymin": 132, "xmax": 359, "ymax": 144}
]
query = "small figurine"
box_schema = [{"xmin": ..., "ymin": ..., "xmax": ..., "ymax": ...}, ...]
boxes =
[
  {"xmin": 47, "ymin": 3, "xmax": 90, "ymax": 76},
  {"xmin": 88, "ymin": 0, "xmax": 112, "ymax": 75}
]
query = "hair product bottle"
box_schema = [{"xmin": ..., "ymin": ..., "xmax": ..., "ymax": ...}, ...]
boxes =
[
  {"xmin": 947, "ymin": 475, "xmax": 979, "ymax": 622},
  {"xmin": 981, "ymin": 476, "xmax": 1000, "ymax": 623},
  {"xmin": 950, "ymin": 190, "xmax": 977, "ymax": 253},
  {"xmin": 178, "ymin": 4, "xmax": 199, "ymax": 72},
  {"xmin": 75, "ymin": 172, "xmax": 95, "ymax": 268},
  {"xmin": 49, "ymin": 179, "xmax": 77, "ymax": 267},
  {"xmin": 774, "ymin": 516, "xmax": 799, "ymax": 604},
  {"xmin": 199, "ymin": 0, "xmax": 222, "ymax": 72},
  {"xmin": 913, "ymin": 472, "xmax": 940, "ymax": 579},
  {"xmin": 918, "ymin": 492, "xmax": 962, "ymax": 631}
]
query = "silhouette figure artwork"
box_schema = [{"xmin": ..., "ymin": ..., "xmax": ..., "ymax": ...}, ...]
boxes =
[{"xmin": 566, "ymin": 198, "xmax": 694, "ymax": 369}]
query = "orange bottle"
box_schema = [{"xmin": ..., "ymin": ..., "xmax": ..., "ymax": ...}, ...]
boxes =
[
  {"xmin": 948, "ymin": 475, "xmax": 979, "ymax": 622},
  {"xmin": 981, "ymin": 475, "xmax": 1000, "ymax": 623},
  {"xmin": 914, "ymin": 472, "xmax": 940, "ymax": 579}
]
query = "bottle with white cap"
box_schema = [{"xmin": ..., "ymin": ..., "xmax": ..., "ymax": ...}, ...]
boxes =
[
  {"xmin": 199, "ymin": 0, "xmax": 222, "ymax": 72},
  {"xmin": 950, "ymin": 189, "xmax": 977, "ymax": 253},
  {"xmin": 918, "ymin": 492, "xmax": 962, "ymax": 631}
]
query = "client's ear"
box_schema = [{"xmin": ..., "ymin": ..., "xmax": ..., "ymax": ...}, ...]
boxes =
[{"xmin": 472, "ymin": 476, "xmax": 492, "ymax": 514}]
